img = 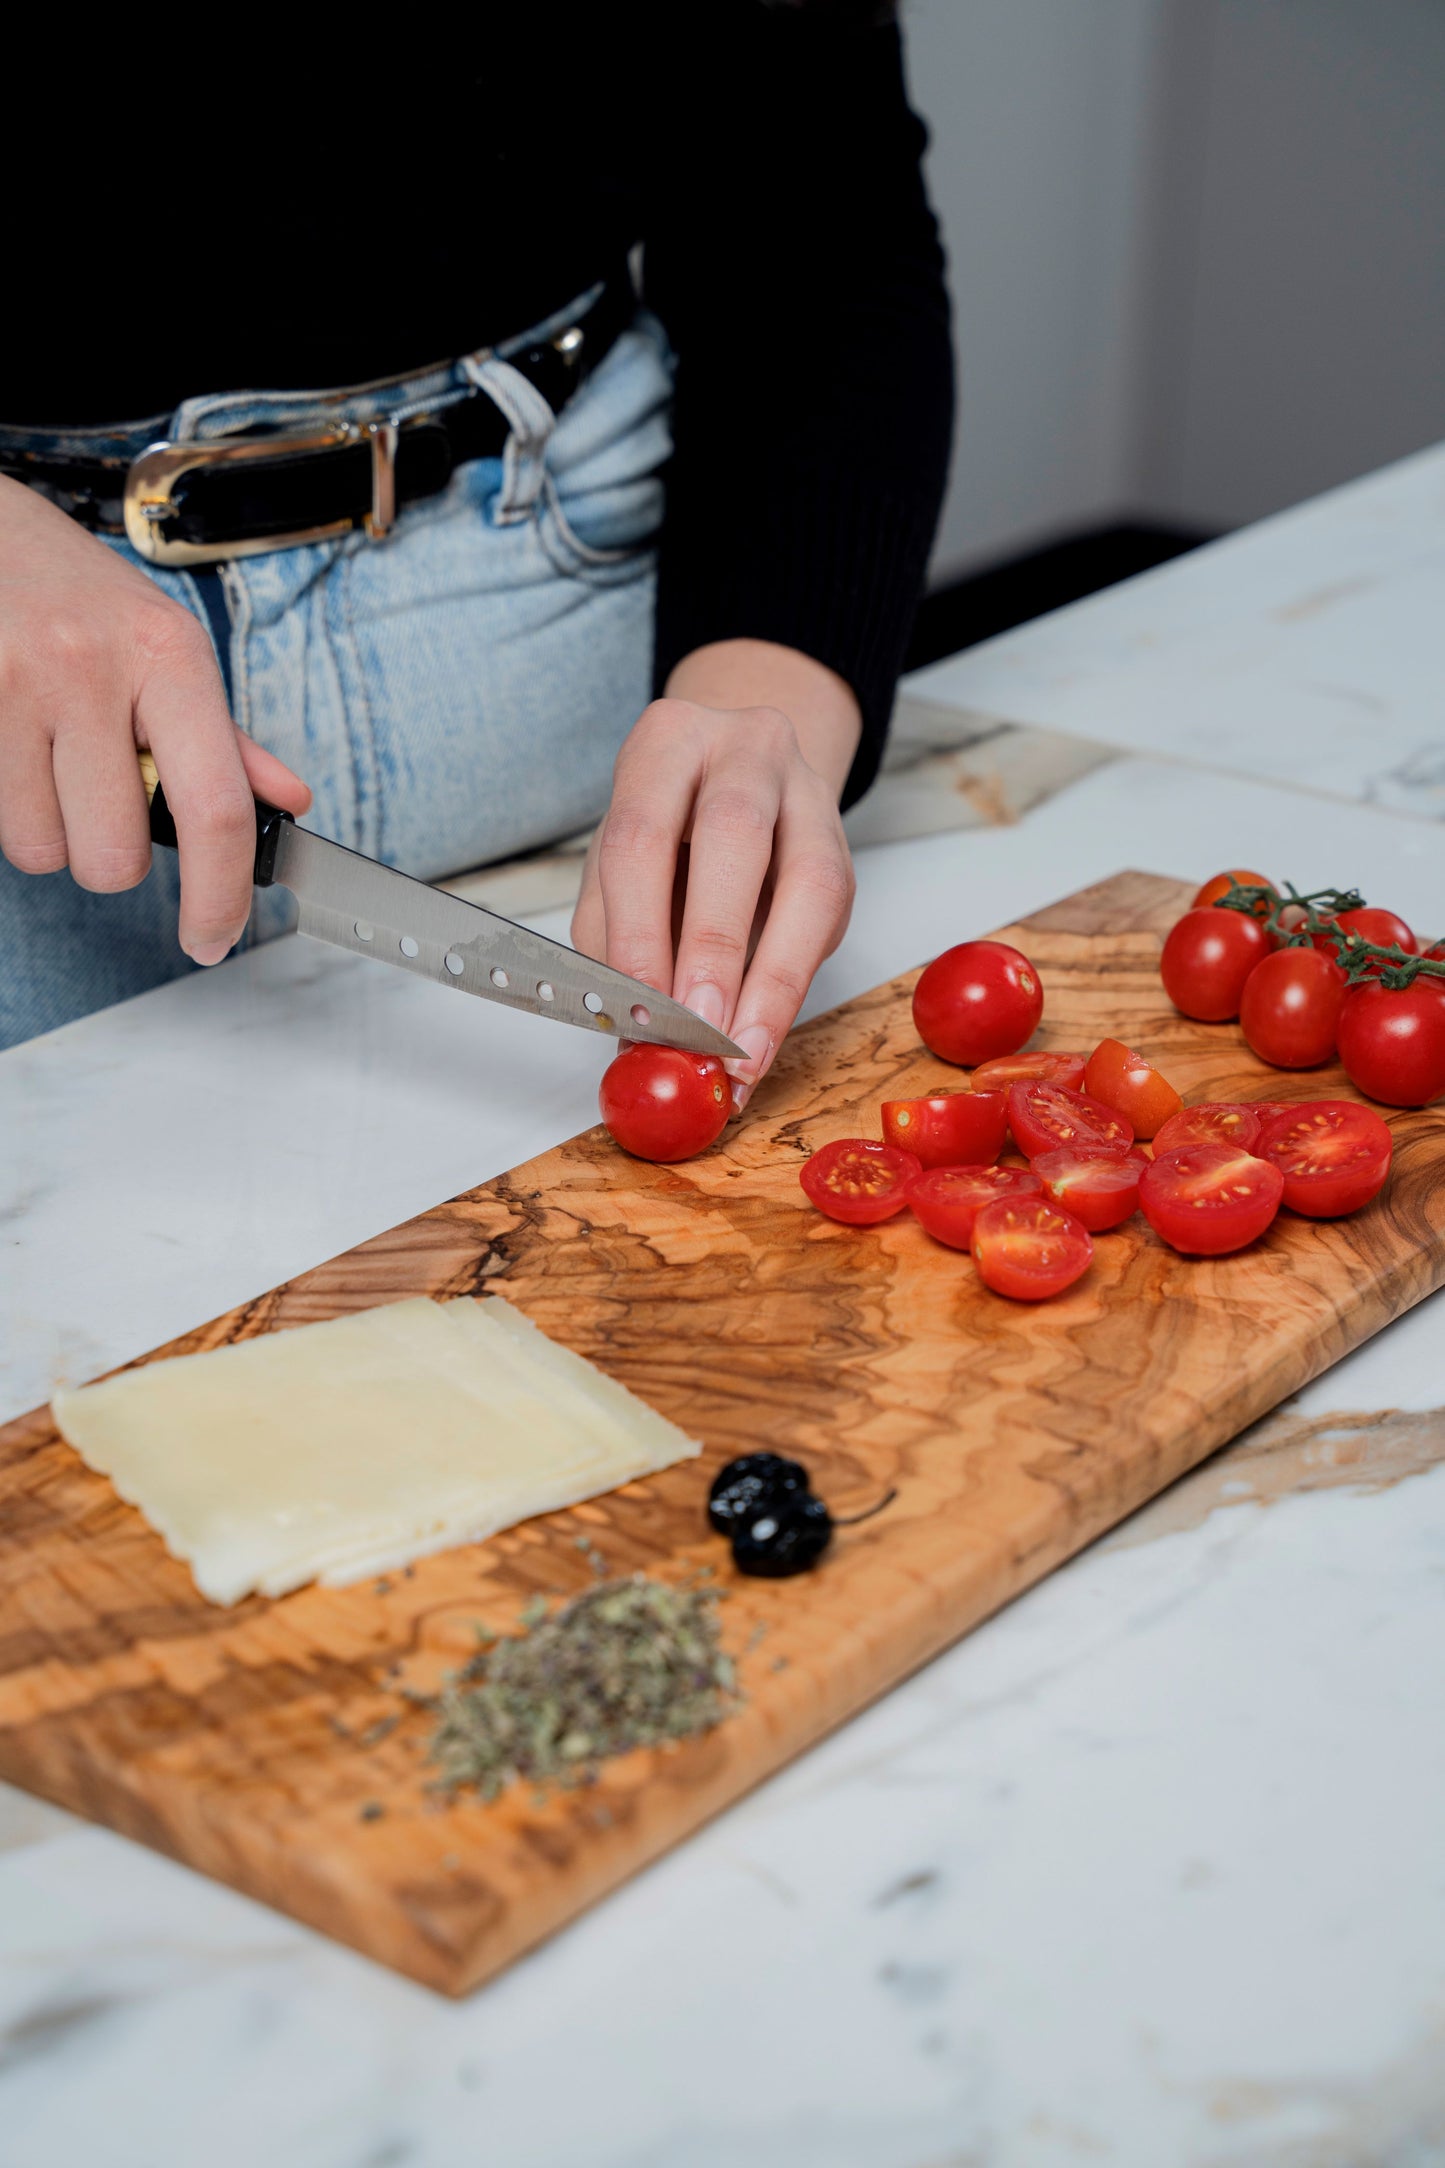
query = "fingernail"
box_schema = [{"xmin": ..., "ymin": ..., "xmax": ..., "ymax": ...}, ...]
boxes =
[
  {"xmin": 190, "ymin": 937, "xmax": 233, "ymax": 967},
  {"xmin": 684, "ymin": 982, "xmax": 726, "ymax": 1030},
  {"xmin": 731, "ymin": 1077, "xmax": 751, "ymax": 1113},
  {"xmin": 727, "ymin": 1023, "xmax": 773, "ymax": 1078}
]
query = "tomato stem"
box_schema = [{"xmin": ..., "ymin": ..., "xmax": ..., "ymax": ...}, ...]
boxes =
[{"xmin": 1214, "ymin": 879, "xmax": 1445, "ymax": 988}]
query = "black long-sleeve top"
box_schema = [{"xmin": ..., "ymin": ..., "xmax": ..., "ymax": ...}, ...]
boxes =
[{"xmin": 3, "ymin": 2, "xmax": 953, "ymax": 806}]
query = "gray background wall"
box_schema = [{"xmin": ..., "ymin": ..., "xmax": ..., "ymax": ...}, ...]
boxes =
[{"xmin": 904, "ymin": 0, "xmax": 1445, "ymax": 581}]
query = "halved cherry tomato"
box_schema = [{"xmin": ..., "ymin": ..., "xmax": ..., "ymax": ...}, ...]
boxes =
[
  {"xmin": 906, "ymin": 1163, "xmax": 1041, "ymax": 1250},
  {"xmin": 912, "ymin": 941, "xmax": 1043, "ymax": 1066},
  {"xmin": 1139, "ymin": 1143, "xmax": 1284, "ymax": 1255},
  {"xmin": 1032, "ymin": 1146, "xmax": 1144, "ymax": 1232},
  {"xmin": 1239, "ymin": 946, "xmax": 1346, "ymax": 1068},
  {"xmin": 1082, "ymin": 1038, "xmax": 1182, "ymax": 1139},
  {"xmin": 1193, "ymin": 868, "xmax": 1273, "ymax": 912},
  {"xmin": 1007, "ymin": 1080, "xmax": 1134, "ymax": 1159},
  {"xmin": 971, "ymin": 1197, "xmax": 1093, "ymax": 1300},
  {"xmin": 1151, "ymin": 1102, "xmax": 1263, "ymax": 1155},
  {"xmin": 1160, "ymin": 908, "xmax": 1272, "ymax": 1022},
  {"xmin": 1254, "ymin": 1101, "xmax": 1393, "ymax": 1216},
  {"xmin": 1311, "ymin": 906, "xmax": 1417, "ymax": 967},
  {"xmin": 972, "ymin": 1050, "xmax": 1087, "ymax": 1093},
  {"xmin": 599, "ymin": 1047, "xmax": 731, "ymax": 1162},
  {"xmin": 800, "ymin": 1138, "xmax": 922, "ymax": 1225},
  {"xmin": 1337, "ymin": 982, "xmax": 1445, "ymax": 1107},
  {"xmin": 881, "ymin": 1090, "xmax": 1007, "ymax": 1169}
]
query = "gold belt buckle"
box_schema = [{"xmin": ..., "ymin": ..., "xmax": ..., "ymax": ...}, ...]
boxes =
[{"xmin": 122, "ymin": 417, "xmax": 400, "ymax": 566}]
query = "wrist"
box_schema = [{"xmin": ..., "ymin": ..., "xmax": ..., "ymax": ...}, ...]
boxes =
[{"xmin": 663, "ymin": 638, "xmax": 861, "ymax": 799}]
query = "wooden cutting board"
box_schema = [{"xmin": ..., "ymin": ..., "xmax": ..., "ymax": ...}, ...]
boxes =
[{"xmin": 4, "ymin": 871, "xmax": 1444, "ymax": 1995}]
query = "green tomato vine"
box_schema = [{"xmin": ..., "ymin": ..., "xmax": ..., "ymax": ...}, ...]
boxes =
[{"xmin": 1213, "ymin": 881, "xmax": 1445, "ymax": 991}]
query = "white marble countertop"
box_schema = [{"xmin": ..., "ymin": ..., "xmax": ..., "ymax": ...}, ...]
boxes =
[
  {"xmin": 4, "ymin": 454, "xmax": 1445, "ymax": 2165},
  {"xmin": 902, "ymin": 439, "xmax": 1445, "ymax": 824}
]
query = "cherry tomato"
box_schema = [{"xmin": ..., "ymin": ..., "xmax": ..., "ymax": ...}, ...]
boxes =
[
  {"xmin": 906, "ymin": 1163, "xmax": 1041, "ymax": 1250},
  {"xmin": 1238, "ymin": 946, "xmax": 1346, "ymax": 1068},
  {"xmin": 1139, "ymin": 1143, "xmax": 1284, "ymax": 1256},
  {"xmin": 1082, "ymin": 1038, "xmax": 1183, "ymax": 1139},
  {"xmin": 1336, "ymin": 982, "xmax": 1445, "ymax": 1107},
  {"xmin": 1160, "ymin": 908, "xmax": 1272, "ymax": 1022},
  {"xmin": 1311, "ymin": 906, "xmax": 1417, "ymax": 968},
  {"xmin": 1193, "ymin": 868, "xmax": 1273, "ymax": 912},
  {"xmin": 1032, "ymin": 1146, "xmax": 1144, "ymax": 1232},
  {"xmin": 971, "ymin": 1196, "xmax": 1093, "ymax": 1300},
  {"xmin": 880, "ymin": 1090, "xmax": 1008, "ymax": 1169},
  {"xmin": 1007, "ymin": 1080, "xmax": 1134, "ymax": 1159},
  {"xmin": 1254, "ymin": 1101, "xmax": 1393, "ymax": 1216},
  {"xmin": 800, "ymin": 1138, "xmax": 922, "ymax": 1225},
  {"xmin": 1151, "ymin": 1103, "xmax": 1262, "ymax": 1155},
  {"xmin": 599, "ymin": 1047, "xmax": 731, "ymax": 1162},
  {"xmin": 912, "ymin": 941, "xmax": 1043, "ymax": 1066},
  {"xmin": 972, "ymin": 1050, "xmax": 1086, "ymax": 1093}
]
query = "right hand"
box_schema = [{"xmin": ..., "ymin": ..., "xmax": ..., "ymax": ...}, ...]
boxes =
[{"xmin": 0, "ymin": 474, "xmax": 311, "ymax": 963}]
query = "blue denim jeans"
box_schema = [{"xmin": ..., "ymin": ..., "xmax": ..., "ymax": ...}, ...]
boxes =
[{"xmin": 0, "ymin": 295, "xmax": 672, "ymax": 1047}]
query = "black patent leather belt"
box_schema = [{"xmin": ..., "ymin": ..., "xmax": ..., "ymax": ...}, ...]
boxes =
[{"xmin": 0, "ymin": 273, "xmax": 632, "ymax": 566}]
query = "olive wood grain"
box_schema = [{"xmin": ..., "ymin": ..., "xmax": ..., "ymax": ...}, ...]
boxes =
[{"xmin": 3, "ymin": 872, "xmax": 1443, "ymax": 1995}]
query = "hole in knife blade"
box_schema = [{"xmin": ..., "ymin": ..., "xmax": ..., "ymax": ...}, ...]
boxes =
[
  {"xmin": 630, "ymin": 1003, "xmax": 650, "ymax": 1027},
  {"xmin": 537, "ymin": 981, "xmax": 555, "ymax": 1002},
  {"xmin": 354, "ymin": 921, "xmax": 374, "ymax": 942},
  {"xmin": 444, "ymin": 952, "xmax": 465, "ymax": 976},
  {"xmin": 583, "ymin": 991, "xmax": 604, "ymax": 1014},
  {"xmin": 399, "ymin": 935, "xmax": 420, "ymax": 959},
  {"xmin": 490, "ymin": 967, "xmax": 510, "ymax": 989}
]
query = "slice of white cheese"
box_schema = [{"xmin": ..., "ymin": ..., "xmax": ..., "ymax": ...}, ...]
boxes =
[{"xmin": 51, "ymin": 1296, "xmax": 699, "ymax": 1606}]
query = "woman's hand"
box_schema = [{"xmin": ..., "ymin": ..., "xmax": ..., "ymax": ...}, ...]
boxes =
[
  {"xmin": 572, "ymin": 639, "xmax": 861, "ymax": 1106},
  {"xmin": 0, "ymin": 475, "xmax": 310, "ymax": 963}
]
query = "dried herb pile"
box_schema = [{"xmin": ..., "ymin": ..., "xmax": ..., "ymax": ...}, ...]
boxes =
[{"xmin": 430, "ymin": 1574, "xmax": 737, "ymax": 1801}]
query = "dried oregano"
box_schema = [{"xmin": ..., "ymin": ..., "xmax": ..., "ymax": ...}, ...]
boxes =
[{"xmin": 429, "ymin": 1575, "xmax": 738, "ymax": 1802}]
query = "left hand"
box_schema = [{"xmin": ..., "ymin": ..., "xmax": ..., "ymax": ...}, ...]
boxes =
[{"xmin": 571, "ymin": 645, "xmax": 860, "ymax": 1107}]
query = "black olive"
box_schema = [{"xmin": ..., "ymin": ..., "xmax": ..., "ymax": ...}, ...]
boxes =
[
  {"xmin": 731, "ymin": 1493, "xmax": 834, "ymax": 1577},
  {"xmin": 706, "ymin": 1453, "xmax": 811, "ymax": 1535}
]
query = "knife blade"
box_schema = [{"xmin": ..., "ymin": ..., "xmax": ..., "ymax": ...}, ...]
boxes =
[{"xmin": 138, "ymin": 753, "xmax": 742, "ymax": 1059}]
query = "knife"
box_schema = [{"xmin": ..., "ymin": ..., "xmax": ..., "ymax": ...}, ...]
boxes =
[{"xmin": 138, "ymin": 753, "xmax": 742, "ymax": 1059}]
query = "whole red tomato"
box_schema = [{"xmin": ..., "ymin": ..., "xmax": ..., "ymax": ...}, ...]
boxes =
[
  {"xmin": 599, "ymin": 1046, "xmax": 731, "ymax": 1162},
  {"xmin": 1336, "ymin": 981, "xmax": 1445, "ymax": 1107},
  {"xmin": 1160, "ymin": 909, "xmax": 1272, "ymax": 1022},
  {"xmin": 1311, "ymin": 906, "xmax": 1417, "ymax": 971},
  {"xmin": 912, "ymin": 941, "xmax": 1043, "ymax": 1066},
  {"xmin": 1238, "ymin": 946, "xmax": 1346, "ymax": 1068}
]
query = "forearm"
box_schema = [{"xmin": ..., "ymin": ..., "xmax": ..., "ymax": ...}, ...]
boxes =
[{"xmin": 663, "ymin": 639, "xmax": 861, "ymax": 801}]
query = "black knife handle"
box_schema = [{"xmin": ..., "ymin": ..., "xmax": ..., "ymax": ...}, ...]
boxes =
[{"xmin": 138, "ymin": 750, "xmax": 292, "ymax": 888}]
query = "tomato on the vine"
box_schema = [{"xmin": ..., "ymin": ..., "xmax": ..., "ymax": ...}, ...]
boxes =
[
  {"xmin": 599, "ymin": 1047, "xmax": 731, "ymax": 1162},
  {"xmin": 880, "ymin": 1090, "xmax": 1007, "ymax": 1169},
  {"xmin": 1151, "ymin": 1102, "xmax": 1262, "ymax": 1155},
  {"xmin": 1082, "ymin": 1038, "xmax": 1182, "ymax": 1138},
  {"xmin": 1336, "ymin": 982, "xmax": 1445, "ymax": 1107},
  {"xmin": 971, "ymin": 1197, "xmax": 1093, "ymax": 1300},
  {"xmin": 1255, "ymin": 1102, "xmax": 1393, "ymax": 1216},
  {"xmin": 972, "ymin": 1050, "xmax": 1086, "ymax": 1093},
  {"xmin": 800, "ymin": 1139, "xmax": 922, "ymax": 1224},
  {"xmin": 1032, "ymin": 1146, "xmax": 1144, "ymax": 1232},
  {"xmin": 1238, "ymin": 946, "xmax": 1346, "ymax": 1068},
  {"xmin": 1007, "ymin": 1080, "xmax": 1133, "ymax": 1159},
  {"xmin": 906, "ymin": 1163, "xmax": 1041, "ymax": 1250},
  {"xmin": 1161, "ymin": 908, "xmax": 1272, "ymax": 1022},
  {"xmin": 1193, "ymin": 868, "xmax": 1272, "ymax": 912},
  {"xmin": 1311, "ymin": 906, "xmax": 1417, "ymax": 964},
  {"xmin": 1139, "ymin": 1144, "xmax": 1284, "ymax": 1256},
  {"xmin": 912, "ymin": 941, "xmax": 1043, "ymax": 1066}
]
